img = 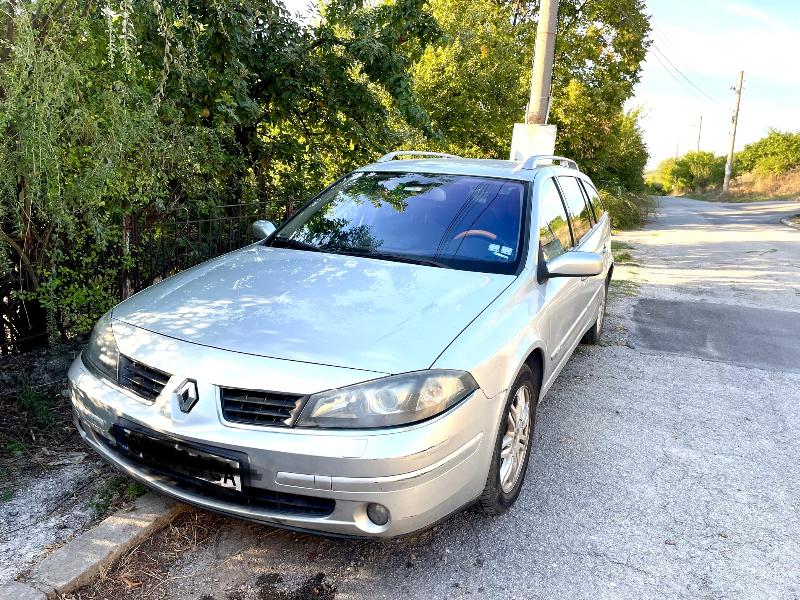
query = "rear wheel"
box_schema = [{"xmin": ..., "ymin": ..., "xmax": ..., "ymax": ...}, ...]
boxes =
[
  {"xmin": 478, "ymin": 364, "xmax": 540, "ymax": 515},
  {"xmin": 582, "ymin": 277, "xmax": 609, "ymax": 345}
]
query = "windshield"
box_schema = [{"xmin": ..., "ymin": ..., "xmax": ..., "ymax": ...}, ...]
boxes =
[{"xmin": 270, "ymin": 171, "xmax": 526, "ymax": 274}]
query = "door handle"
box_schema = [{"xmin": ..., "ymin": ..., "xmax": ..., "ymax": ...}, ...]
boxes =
[{"xmin": 601, "ymin": 245, "xmax": 609, "ymax": 254}]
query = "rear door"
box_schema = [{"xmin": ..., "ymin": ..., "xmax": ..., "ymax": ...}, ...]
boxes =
[
  {"xmin": 557, "ymin": 176, "xmax": 607, "ymax": 334},
  {"xmin": 579, "ymin": 180, "xmax": 613, "ymax": 272}
]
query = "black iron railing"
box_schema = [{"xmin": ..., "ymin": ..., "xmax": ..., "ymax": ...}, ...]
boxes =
[
  {"xmin": 0, "ymin": 199, "xmax": 295, "ymax": 354},
  {"xmin": 121, "ymin": 200, "xmax": 294, "ymax": 297}
]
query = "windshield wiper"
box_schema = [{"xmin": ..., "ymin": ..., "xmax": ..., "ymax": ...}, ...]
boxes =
[
  {"xmin": 326, "ymin": 247, "xmax": 448, "ymax": 269},
  {"xmin": 269, "ymin": 237, "xmax": 321, "ymax": 252}
]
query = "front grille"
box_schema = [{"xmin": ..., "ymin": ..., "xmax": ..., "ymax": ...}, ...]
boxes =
[
  {"xmin": 99, "ymin": 427, "xmax": 335, "ymax": 517},
  {"xmin": 220, "ymin": 387, "xmax": 304, "ymax": 427},
  {"xmin": 117, "ymin": 355, "xmax": 171, "ymax": 403}
]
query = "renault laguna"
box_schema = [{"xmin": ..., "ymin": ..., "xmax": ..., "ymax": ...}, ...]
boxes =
[{"xmin": 68, "ymin": 151, "xmax": 613, "ymax": 537}]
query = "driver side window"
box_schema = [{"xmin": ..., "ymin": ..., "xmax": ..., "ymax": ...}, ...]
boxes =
[{"xmin": 538, "ymin": 178, "xmax": 572, "ymax": 262}]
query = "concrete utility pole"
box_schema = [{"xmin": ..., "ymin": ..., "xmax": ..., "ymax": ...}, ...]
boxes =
[
  {"xmin": 696, "ymin": 115, "xmax": 703, "ymax": 152},
  {"xmin": 526, "ymin": 0, "xmax": 561, "ymax": 124},
  {"xmin": 722, "ymin": 71, "xmax": 744, "ymax": 193}
]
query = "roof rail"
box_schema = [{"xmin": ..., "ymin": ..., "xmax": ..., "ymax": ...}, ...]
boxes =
[
  {"xmin": 376, "ymin": 150, "xmax": 462, "ymax": 163},
  {"xmin": 515, "ymin": 155, "xmax": 579, "ymax": 172}
]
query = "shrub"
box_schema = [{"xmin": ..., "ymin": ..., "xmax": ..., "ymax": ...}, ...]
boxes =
[
  {"xmin": 599, "ymin": 186, "xmax": 656, "ymax": 230},
  {"xmin": 674, "ymin": 152, "xmax": 725, "ymax": 192},
  {"xmin": 736, "ymin": 129, "xmax": 800, "ymax": 176},
  {"xmin": 651, "ymin": 152, "xmax": 725, "ymax": 194}
]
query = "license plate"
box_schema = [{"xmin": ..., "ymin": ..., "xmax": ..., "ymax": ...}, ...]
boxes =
[{"xmin": 115, "ymin": 426, "xmax": 242, "ymax": 491}]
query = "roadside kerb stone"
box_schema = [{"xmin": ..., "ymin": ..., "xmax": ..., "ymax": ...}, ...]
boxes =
[
  {"xmin": 780, "ymin": 216, "xmax": 800, "ymax": 229},
  {"xmin": 0, "ymin": 581, "xmax": 47, "ymax": 600},
  {"xmin": 0, "ymin": 493, "xmax": 186, "ymax": 598}
]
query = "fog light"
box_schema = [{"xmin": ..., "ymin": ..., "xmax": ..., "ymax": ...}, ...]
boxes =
[{"xmin": 366, "ymin": 503, "xmax": 390, "ymax": 526}]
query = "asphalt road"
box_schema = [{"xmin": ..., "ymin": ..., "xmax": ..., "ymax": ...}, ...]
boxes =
[{"xmin": 72, "ymin": 197, "xmax": 800, "ymax": 600}]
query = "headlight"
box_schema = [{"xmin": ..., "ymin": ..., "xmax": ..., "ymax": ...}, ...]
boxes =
[
  {"xmin": 82, "ymin": 312, "xmax": 120, "ymax": 382},
  {"xmin": 295, "ymin": 370, "xmax": 478, "ymax": 429}
]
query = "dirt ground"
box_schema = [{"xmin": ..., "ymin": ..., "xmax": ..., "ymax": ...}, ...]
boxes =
[{"xmin": 0, "ymin": 341, "xmax": 144, "ymax": 585}]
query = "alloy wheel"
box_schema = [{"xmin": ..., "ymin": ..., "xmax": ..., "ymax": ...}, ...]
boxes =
[{"xmin": 499, "ymin": 384, "xmax": 532, "ymax": 493}]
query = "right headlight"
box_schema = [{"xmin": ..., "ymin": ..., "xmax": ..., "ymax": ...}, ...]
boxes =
[
  {"xmin": 82, "ymin": 311, "xmax": 120, "ymax": 382},
  {"xmin": 295, "ymin": 370, "xmax": 478, "ymax": 429}
]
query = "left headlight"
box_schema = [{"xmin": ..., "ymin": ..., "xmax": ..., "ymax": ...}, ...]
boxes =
[
  {"xmin": 295, "ymin": 370, "xmax": 479, "ymax": 429},
  {"xmin": 82, "ymin": 311, "xmax": 120, "ymax": 382}
]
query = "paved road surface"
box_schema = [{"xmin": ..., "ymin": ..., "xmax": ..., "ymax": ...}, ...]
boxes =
[{"xmin": 70, "ymin": 197, "xmax": 800, "ymax": 600}]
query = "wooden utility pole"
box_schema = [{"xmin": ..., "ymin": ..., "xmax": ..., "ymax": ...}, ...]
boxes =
[
  {"xmin": 526, "ymin": 0, "xmax": 560, "ymax": 125},
  {"xmin": 722, "ymin": 71, "xmax": 744, "ymax": 192}
]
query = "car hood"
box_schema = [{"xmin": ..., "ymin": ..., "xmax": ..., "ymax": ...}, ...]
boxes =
[{"xmin": 113, "ymin": 245, "xmax": 516, "ymax": 374}]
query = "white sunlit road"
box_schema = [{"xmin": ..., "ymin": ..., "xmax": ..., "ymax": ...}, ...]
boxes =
[{"xmin": 70, "ymin": 197, "xmax": 800, "ymax": 600}]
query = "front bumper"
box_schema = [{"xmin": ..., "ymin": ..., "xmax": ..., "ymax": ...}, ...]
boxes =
[{"xmin": 68, "ymin": 356, "xmax": 501, "ymax": 538}]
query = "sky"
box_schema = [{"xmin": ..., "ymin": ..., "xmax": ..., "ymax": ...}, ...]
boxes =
[
  {"xmin": 630, "ymin": 0, "xmax": 800, "ymax": 169},
  {"xmin": 282, "ymin": 0, "xmax": 800, "ymax": 170}
]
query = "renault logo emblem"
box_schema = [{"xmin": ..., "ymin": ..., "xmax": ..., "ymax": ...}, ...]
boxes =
[{"xmin": 174, "ymin": 379, "xmax": 199, "ymax": 413}]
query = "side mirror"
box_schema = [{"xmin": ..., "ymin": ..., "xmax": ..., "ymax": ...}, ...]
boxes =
[
  {"xmin": 250, "ymin": 220, "xmax": 276, "ymax": 241},
  {"xmin": 541, "ymin": 251, "xmax": 603, "ymax": 280}
]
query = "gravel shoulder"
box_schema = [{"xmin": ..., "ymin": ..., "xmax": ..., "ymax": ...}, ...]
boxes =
[{"xmin": 64, "ymin": 196, "xmax": 800, "ymax": 600}]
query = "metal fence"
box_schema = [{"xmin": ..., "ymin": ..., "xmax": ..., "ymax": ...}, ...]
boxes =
[
  {"xmin": 0, "ymin": 199, "xmax": 295, "ymax": 354},
  {"xmin": 121, "ymin": 200, "xmax": 294, "ymax": 296},
  {"xmin": 1, "ymin": 268, "xmax": 48, "ymax": 354}
]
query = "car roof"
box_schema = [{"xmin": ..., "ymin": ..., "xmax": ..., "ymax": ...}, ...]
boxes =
[{"xmin": 356, "ymin": 158, "xmax": 542, "ymax": 182}]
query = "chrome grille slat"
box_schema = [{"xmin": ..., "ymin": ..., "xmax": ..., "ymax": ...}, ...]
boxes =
[
  {"xmin": 220, "ymin": 388, "xmax": 304, "ymax": 427},
  {"xmin": 124, "ymin": 364, "xmax": 170, "ymax": 386},
  {"xmin": 118, "ymin": 356, "xmax": 170, "ymax": 403},
  {"xmin": 223, "ymin": 406, "xmax": 292, "ymax": 419}
]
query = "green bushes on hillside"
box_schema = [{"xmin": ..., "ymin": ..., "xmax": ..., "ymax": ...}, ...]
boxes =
[
  {"xmin": 648, "ymin": 129, "xmax": 800, "ymax": 197},
  {"xmin": 647, "ymin": 152, "xmax": 725, "ymax": 195},
  {"xmin": 735, "ymin": 129, "xmax": 800, "ymax": 176}
]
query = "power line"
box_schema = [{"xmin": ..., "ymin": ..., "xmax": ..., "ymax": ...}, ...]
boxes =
[
  {"xmin": 649, "ymin": 49, "xmax": 710, "ymax": 104},
  {"xmin": 650, "ymin": 21, "xmax": 727, "ymax": 104},
  {"xmin": 651, "ymin": 44, "xmax": 725, "ymax": 105}
]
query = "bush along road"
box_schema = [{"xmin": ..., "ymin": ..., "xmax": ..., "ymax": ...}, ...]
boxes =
[{"xmin": 60, "ymin": 196, "xmax": 800, "ymax": 600}]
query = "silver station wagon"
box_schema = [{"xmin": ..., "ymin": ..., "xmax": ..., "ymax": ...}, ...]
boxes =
[{"xmin": 69, "ymin": 152, "xmax": 613, "ymax": 538}]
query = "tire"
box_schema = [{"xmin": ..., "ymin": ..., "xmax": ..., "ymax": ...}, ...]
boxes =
[
  {"xmin": 478, "ymin": 363, "xmax": 540, "ymax": 515},
  {"xmin": 582, "ymin": 276, "xmax": 610, "ymax": 345}
]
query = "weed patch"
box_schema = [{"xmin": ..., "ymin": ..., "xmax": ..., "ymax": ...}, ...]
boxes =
[
  {"xmin": 609, "ymin": 279, "xmax": 640, "ymax": 300},
  {"xmin": 611, "ymin": 240, "xmax": 633, "ymax": 251},
  {"xmin": 16, "ymin": 386, "xmax": 55, "ymax": 427},
  {"xmin": 90, "ymin": 476, "xmax": 148, "ymax": 516}
]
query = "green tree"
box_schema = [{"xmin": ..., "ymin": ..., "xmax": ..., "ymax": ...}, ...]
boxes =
[
  {"xmin": 735, "ymin": 129, "xmax": 800, "ymax": 176},
  {"xmin": 649, "ymin": 157, "xmax": 679, "ymax": 194},
  {"xmin": 409, "ymin": 0, "xmax": 530, "ymax": 157},
  {"xmin": 409, "ymin": 0, "xmax": 651, "ymax": 189},
  {"xmin": 673, "ymin": 151, "xmax": 725, "ymax": 191},
  {"xmin": 651, "ymin": 152, "xmax": 725, "ymax": 194},
  {"xmin": 0, "ymin": 0, "xmax": 440, "ymax": 344}
]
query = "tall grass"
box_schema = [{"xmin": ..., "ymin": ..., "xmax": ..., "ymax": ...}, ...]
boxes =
[{"xmin": 600, "ymin": 187, "xmax": 656, "ymax": 229}]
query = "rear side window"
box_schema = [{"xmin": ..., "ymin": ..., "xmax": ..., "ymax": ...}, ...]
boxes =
[
  {"xmin": 558, "ymin": 176, "xmax": 593, "ymax": 245},
  {"xmin": 581, "ymin": 181, "xmax": 606, "ymax": 222},
  {"xmin": 538, "ymin": 178, "xmax": 572, "ymax": 262}
]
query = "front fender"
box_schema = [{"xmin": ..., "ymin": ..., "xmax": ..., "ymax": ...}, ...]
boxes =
[{"xmin": 429, "ymin": 272, "xmax": 549, "ymax": 400}]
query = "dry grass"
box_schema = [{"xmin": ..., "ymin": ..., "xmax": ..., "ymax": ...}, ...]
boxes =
[
  {"xmin": 61, "ymin": 510, "xmax": 222, "ymax": 600},
  {"xmin": 688, "ymin": 168, "xmax": 800, "ymax": 202}
]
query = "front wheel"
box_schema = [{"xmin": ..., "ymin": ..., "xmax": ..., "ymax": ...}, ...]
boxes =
[
  {"xmin": 478, "ymin": 364, "xmax": 539, "ymax": 515},
  {"xmin": 582, "ymin": 277, "xmax": 609, "ymax": 345}
]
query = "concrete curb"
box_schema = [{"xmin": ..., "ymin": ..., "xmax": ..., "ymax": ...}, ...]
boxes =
[
  {"xmin": 0, "ymin": 493, "xmax": 187, "ymax": 600},
  {"xmin": 780, "ymin": 216, "xmax": 800, "ymax": 230}
]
